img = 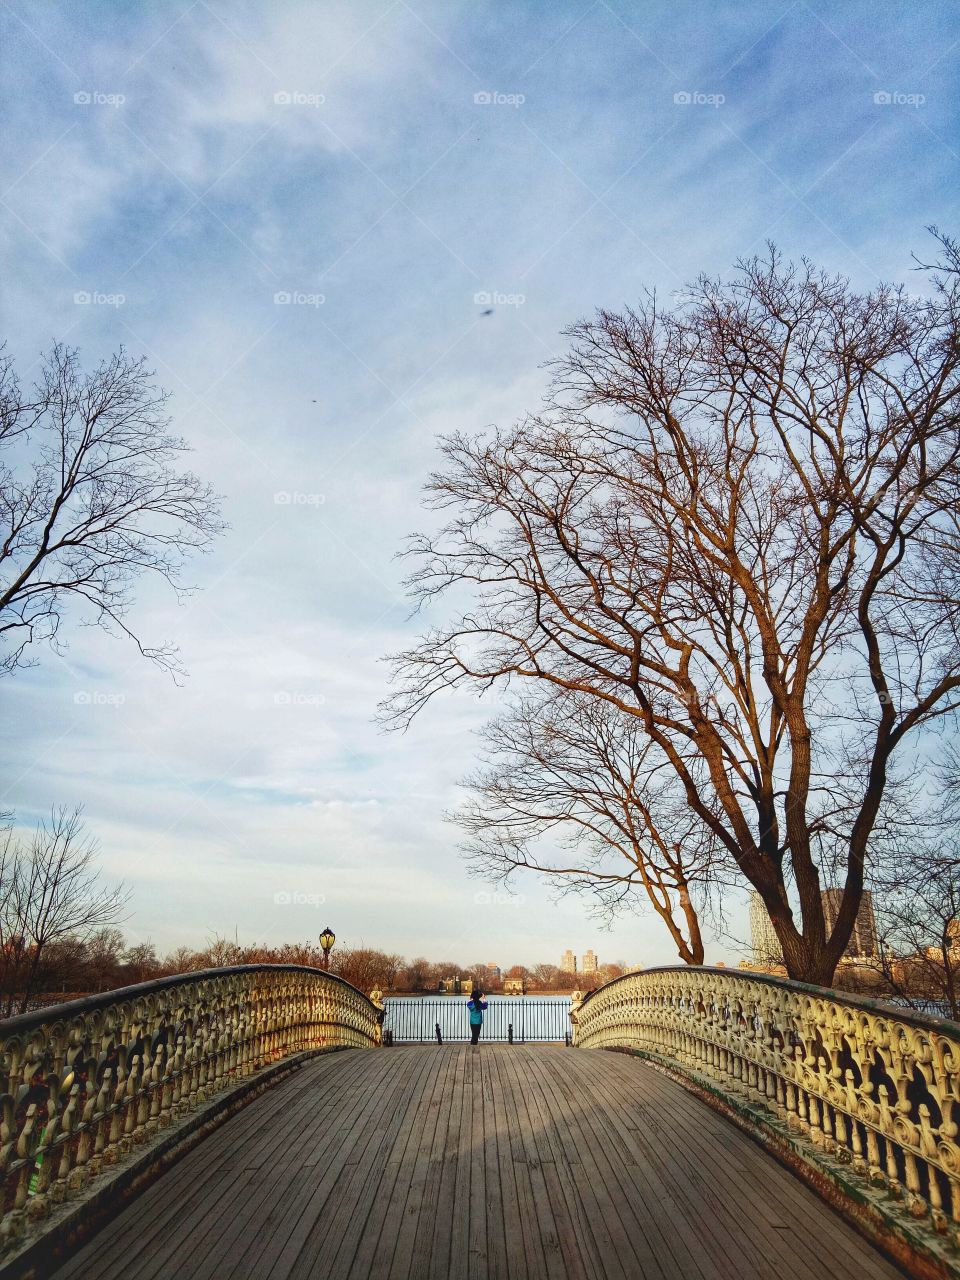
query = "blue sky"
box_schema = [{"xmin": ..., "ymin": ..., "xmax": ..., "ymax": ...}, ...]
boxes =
[{"xmin": 1, "ymin": 0, "xmax": 958, "ymax": 969}]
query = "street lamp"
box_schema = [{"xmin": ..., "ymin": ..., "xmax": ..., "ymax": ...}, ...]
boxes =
[{"xmin": 319, "ymin": 927, "xmax": 336, "ymax": 970}]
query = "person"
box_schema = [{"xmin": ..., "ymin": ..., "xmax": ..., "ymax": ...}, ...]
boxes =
[{"xmin": 467, "ymin": 990, "xmax": 488, "ymax": 1046}]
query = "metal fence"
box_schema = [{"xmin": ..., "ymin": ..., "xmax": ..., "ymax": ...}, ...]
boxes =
[{"xmin": 383, "ymin": 996, "xmax": 572, "ymax": 1043}]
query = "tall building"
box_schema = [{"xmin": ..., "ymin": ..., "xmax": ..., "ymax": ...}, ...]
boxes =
[
  {"xmin": 561, "ymin": 949, "xmax": 577, "ymax": 973},
  {"xmin": 581, "ymin": 950, "xmax": 598, "ymax": 975},
  {"xmin": 822, "ymin": 889, "xmax": 878, "ymax": 958},
  {"xmin": 749, "ymin": 893, "xmax": 783, "ymax": 964}
]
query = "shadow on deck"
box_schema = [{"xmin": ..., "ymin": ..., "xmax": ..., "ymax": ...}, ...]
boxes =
[{"xmin": 50, "ymin": 1045, "xmax": 906, "ymax": 1280}]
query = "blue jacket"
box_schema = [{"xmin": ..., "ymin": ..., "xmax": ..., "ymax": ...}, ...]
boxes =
[{"xmin": 468, "ymin": 999, "xmax": 488, "ymax": 1025}]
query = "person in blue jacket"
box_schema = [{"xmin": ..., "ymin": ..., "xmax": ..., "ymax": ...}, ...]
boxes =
[{"xmin": 467, "ymin": 990, "xmax": 488, "ymax": 1045}]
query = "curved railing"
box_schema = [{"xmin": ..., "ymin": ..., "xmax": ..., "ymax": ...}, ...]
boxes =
[
  {"xmin": 572, "ymin": 967, "xmax": 960, "ymax": 1242},
  {"xmin": 0, "ymin": 964, "xmax": 380, "ymax": 1247}
]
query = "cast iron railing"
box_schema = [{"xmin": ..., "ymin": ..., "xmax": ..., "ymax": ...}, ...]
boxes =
[
  {"xmin": 572, "ymin": 966, "xmax": 960, "ymax": 1239},
  {"xmin": 384, "ymin": 995, "xmax": 571, "ymax": 1043},
  {"xmin": 0, "ymin": 964, "xmax": 379, "ymax": 1248}
]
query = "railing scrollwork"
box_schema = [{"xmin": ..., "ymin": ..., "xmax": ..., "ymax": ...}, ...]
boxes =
[
  {"xmin": 573, "ymin": 966, "xmax": 960, "ymax": 1246},
  {"xmin": 0, "ymin": 964, "xmax": 379, "ymax": 1250}
]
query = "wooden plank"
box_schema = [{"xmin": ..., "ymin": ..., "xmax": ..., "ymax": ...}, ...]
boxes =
[
  {"xmin": 483, "ymin": 1049, "xmax": 530, "ymax": 1280},
  {"xmin": 519, "ymin": 1050, "xmax": 635, "ymax": 1280},
  {"xmin": 346, "ymin": 1048, "xmax": 448, "ymax": 1278},
  {"xmin": 626, "ymin": 1059, "xmax": 902, "ymax": 1280},
  {"xmin": 403, "ymin": 1046, "xmax": 463, "ymax": 1280},
  {"xmin": 223, "ymin": 1045, "xmax": 408, "ymax": 1280},
  {"xmin": 54, "ymin": 1051, "xmax": 367, "ymax": 1280},
  {"xmin": 507, "ymin": 1049, "xmax": 600, "ymax": 1280},
  {"xmin": 479, "ymin": 1049, "xmax": 510, "ymax": 1280},
  {"xmin": 445, "ymin": 1047, "xmax": 474, "ymax": 1280},
  {"xmin": 48, "ymin": 1045, "xmax": 911, "ymax": 1280},
  {"xmin": 466, "ymin": 1046, "xmax": 489, "ymax": 1280},
  {"xmin": 388, "ymin": 1045, "xmax": 460, "ymax": 1279},
  {"xmin": 291, "ymin": 1048, "xmax": 428, "ymax": 1279},
  {"xmin": 499, "ymin": 1048, "xmax": 585, "ymax": 1280}
]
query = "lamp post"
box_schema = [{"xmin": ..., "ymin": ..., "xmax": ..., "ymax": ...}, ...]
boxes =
[{"xmin": 319, "ymin": 927, "xmax": 335, "ymax": 971}]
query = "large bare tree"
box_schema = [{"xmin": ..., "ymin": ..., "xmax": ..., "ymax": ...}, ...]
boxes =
[
  {"xmin": 0, "ymin": 343, "xmax": 225, "ymax": 678},
  {"xmin": 456, "ymin": 690, "xmax": 722, "ymax": 964},
  {"xmin": 385, "ymin": 242, "xmax": 960, "ymax": 984}
]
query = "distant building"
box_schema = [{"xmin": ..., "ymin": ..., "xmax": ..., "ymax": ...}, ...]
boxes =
[
  {"xmin": 486, "ymin": 963, "xmax": 502, "ymax": 982},
  {"xmin": 503, "ymin": 977, "xmax": 524, "ymax": 995},
  {"xmin": 822, "ymin": 889, "xmax": 878, "ymax": 958},
  {"xmin": 561, "ymin": 949, "xmax": 577, "ymax": 973},
  {"xmin": 581, "ymin": 950, "xmax": 598, "ymax": 975},
  {"xmin": 749, "ymin": 893, "xmax": 784, "ymax": 965}
]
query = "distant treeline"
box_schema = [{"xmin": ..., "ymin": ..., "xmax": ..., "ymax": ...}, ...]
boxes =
[{"xmin": 0, "ymin": 931, "xmax": 629, "ymax": 1013}]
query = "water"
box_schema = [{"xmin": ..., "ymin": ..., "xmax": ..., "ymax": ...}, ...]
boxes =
[{"xmin": 383, "ymin": 995, "xmax": 572, "ymax": 1043}]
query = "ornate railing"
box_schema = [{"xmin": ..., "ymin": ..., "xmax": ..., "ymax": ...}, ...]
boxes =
[
  {"xmin": 0, "ymin": 964, "xmax": 380, "ymax": 1248},
  {"xmin": 572, "ymin": 967, "xmax": 960, "ymax": 1243}
]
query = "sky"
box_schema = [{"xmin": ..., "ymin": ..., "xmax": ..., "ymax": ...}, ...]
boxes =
[{"xmin": 1, "ymin": 0, "xmax": 958, "ymax": 971}]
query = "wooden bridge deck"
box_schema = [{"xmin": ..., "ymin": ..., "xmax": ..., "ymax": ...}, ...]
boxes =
[{"xmin": 52, "ymin": 1046, "xmax": 905, "ymax": 1280}]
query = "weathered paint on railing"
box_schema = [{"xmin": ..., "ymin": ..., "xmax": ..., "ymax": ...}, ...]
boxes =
[
  {"xmin": 572, "ymin": 966, "xmax": 960, "ymax": 1244},
  {"xmin": 0, "ymin": 964, "xmax": 380, "ymax": 1248}
]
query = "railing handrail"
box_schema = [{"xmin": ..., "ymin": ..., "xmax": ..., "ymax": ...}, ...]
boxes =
[
  {"xmin": 576, "ymin": 963, "xmax": 960, "ymax": 1035},
  {"xmin": 0, "ymin": 963, "xmax": 377, "ymax": 1036}
]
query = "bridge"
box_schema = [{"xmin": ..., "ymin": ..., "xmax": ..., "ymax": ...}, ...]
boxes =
[{"xmin": 0, "ymin": 965, "xmax": 956, "ymax": 1279}]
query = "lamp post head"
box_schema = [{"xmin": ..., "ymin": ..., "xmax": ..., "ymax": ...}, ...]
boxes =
[{"xmin": 319, "ymin": 927, "xmax": 335, "ymax": 954}]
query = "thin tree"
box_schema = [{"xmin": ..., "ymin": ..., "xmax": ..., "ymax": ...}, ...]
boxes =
[
  {"xmin": 0, "ymin": 343, "xmax": 225, "ymax": 679},
  {"xmin": 0, "ymin": 807, "xmax": 128, "ymax": 1014},
  {"xmin": 456, "ymin": 690, "xmax": 723, "ymax": 963},
  {"xmin": 385, "ymin": 240, "xmax": 960, "ymax": 984}
]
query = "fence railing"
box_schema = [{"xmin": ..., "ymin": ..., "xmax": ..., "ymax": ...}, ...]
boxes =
[
  {"xmin": 0, "ymin": 964, "xmax": 380, "ymax": 1248},
  {"xmin": 384, "ymin": 996, "xmax": 571, "ymax": 1043},
  {"xmin": 572, "ymin": 966, "xmax": 960, "ymax": 1239}
]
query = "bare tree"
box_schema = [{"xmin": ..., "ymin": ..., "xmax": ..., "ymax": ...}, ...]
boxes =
[
  {"xmin": 456, "ymin": 690, "xmax": 724, "ymax": 963},
  {"xmin": 861, "ymin": 857, "xmax": 960, "ymax": 1019},
  {"xmin": 0, "ymin": 343, "xmax": 225, "ymax": 679},
  {"xmin": 385, "ymin": 241, "xmax": 960, "ymax": 984},
  {"xmin": 0, "ymin": 807, "xmax": 127, "ymax": 1014},
  {"xmin": 124, "ymin": 940, "xmax": 160, "ymax": 983}
]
